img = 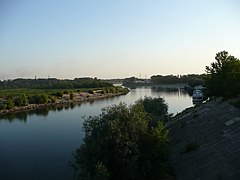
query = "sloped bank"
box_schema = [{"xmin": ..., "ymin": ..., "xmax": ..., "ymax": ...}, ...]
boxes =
[{"xmin": 167, "ymin": 98, "xmax": 240, "ymax": 180}]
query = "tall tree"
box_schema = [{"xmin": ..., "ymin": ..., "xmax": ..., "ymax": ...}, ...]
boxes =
[{"xmin": 206, "ymin": 51, "xmax": 240, "ymax": 97}]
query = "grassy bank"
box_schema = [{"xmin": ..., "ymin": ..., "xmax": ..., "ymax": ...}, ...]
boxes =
[
  {"xmin": 0, "ymin": 86, "xmax": 128, "ymax": 98},
  {"xmin": 0, "ymin": 86, "xmax": 129, "ymax": 113}
]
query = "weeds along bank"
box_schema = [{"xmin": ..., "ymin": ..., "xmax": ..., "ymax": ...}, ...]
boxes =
[{"xmin": 0, "ymin": 87, "xmax": 129, "ymax": 115}]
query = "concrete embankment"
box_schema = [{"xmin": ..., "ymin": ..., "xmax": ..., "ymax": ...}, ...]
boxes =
[{"xmin": 167, "ymin": 98, "xmax": 240, "ymax": 180}]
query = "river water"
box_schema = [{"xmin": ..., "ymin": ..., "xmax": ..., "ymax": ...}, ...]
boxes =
[{"xmin": 0, "ymin": 86, "xmax": 192, "ymax": 180}]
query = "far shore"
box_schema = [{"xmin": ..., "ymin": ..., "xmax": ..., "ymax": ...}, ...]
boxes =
[{"xmin": 0, "ymin": 91, "xmax": 128, "ymax": 116}]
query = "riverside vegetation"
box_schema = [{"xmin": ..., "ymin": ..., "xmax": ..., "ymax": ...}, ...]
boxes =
[
  {"xmin": 72, "ymin": 97, "xmax": 173, "ymax": 180},
  {"xmin": 0, "ymin": 77, "xmax": 129, "ymax": 114}
]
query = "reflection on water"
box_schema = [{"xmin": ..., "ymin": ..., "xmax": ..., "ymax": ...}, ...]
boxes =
[
  {"xmin": 0, "ymin": 111, "xmax": 28, "ymax": 122},
  {"xmin": 0, "ymin": 102, "xmax": 80, "ymax": 122},
  {"xmin": 151, "ymin": 86, "xmax": 190, "ymax": 96},
  {"xmin": 0, "ymin": 86, "xmax": 192, "ymax": 123},
  {"xmin": 0, "ymin": 86, "xmax": 193, "ymax": 180}
]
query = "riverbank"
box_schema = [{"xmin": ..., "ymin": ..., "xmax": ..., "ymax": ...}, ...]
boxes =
[
  {"xmin": 0, "ymin": 90, "xmax": 129, "ymax": 115},
  {"xmin": 167, "ymin": 97, "xmax": 240, "ymax": 179}
]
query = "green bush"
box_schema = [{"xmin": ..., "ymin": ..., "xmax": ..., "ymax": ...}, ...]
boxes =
[
  {"xmin": 105, "ymin": 88, "xmax": 110, "ymax": 93},
  {"xmin": 137, "ymin": 97, "xmax": 169, "ymax": 124},
  {"xmin": 86, "ymin": 89, "xmax": 94, "ymax": 94},
  {"xmin": 63, "ymin": 91, "xmax": 69, "ymax": 94},
  {"xmin": 70, "ymin": 92, "xmax": 74, "ymax": 100},
  {"xmin": 0, "ymin": 103, "xmax": 7, "ymax": 110},
  {"xmin": 54, "ymin": 92, "xmax": 63, "ymax": 97},
  {"xmin": 109, "ymin": 87, "xmax": 116, "ymax": 93},
  {"xmin": 49, "ymin": 96, "xmax": 56, "ymax": 103},
  {"xmin": 6, "ymin": 98, "xmax": 14, "ymax": 110},
  {"xmin": 101, "ymin": 89, "xmax": 106, "ymax": 94},
  {"xmin": 14, "ymin": 94, "xmax": 28, "ymax": 106},
  {"xmin": 34, "ymin": 94, "xmax": 49, "ymax": 104},
  {"xmin": 72, "ymin": 98, "xmax": 171, "ymax": 179},
  {"xmin": 28, "ymin": 97, "xmax": 35, "ymax": 104}
]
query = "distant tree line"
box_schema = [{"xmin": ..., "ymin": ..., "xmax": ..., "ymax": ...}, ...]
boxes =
[
  {"xmin": 151, "ymin": 74, "xmax": 205, "ymax": 87},
  {"xmin": 123, "ymin": 74, "xmax": 205, "ymax": 87},
  {"xmin": 0, "ymin": 77, "xmax": 113, "ymax": 89}
]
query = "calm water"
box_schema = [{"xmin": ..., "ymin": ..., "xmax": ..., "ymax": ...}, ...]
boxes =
[{"xmin": 0, "ymin": 86, "xmax": 192, "ymax": 180}]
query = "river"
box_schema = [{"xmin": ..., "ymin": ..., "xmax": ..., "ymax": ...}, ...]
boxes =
[{"xmin": 0, "ymin": 86, "xmax": 192, "ymax": 180}]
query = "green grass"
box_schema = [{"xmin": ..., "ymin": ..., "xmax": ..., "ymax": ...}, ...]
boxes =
[
  {"xmin": 0, "ymin": 86, "xmax": 128, "ymax": 98},
  {"xmin": 0, "ymin": 88, "xmax": 73, "ymax": 97}
]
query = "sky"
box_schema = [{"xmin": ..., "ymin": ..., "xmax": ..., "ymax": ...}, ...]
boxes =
[{"xmin": 0, "ymin": 0, "xmax": 240, "ymax": 80}]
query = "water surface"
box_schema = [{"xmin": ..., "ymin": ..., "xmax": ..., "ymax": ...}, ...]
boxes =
[{"xmin": 0, "ymin": 86, "xmax": 192, "ymax": 180}]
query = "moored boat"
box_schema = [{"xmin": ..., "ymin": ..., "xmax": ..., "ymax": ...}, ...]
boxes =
[{"xmin": 192, "ymin": 86, "xmax": 204, "ymax": 102}]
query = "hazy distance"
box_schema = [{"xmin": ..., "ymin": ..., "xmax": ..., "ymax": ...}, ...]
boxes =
[{"xmin": 0, "ymin": 0, "xmax": 240, "ymax": 80}]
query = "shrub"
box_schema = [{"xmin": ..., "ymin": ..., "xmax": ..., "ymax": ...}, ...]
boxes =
[
  {"xmin": 63, "ymin": 91, "xmax": 69, "ymax": 94},
  {"xmin": 70, "ymin": 92, "xmax": 74, "ymax": 100},
  {"xmin": 0, "ymin": 103, "xmax": 7, "ymax": 110},
  {"xmin": 34, "ymin": 94, "xmax": 49, "ymax": 104},
  {"xmin": 137, "ymin": 97, "xmax": 169, "ymax": 124},
  {"xmin": 101, "ymin": 89, "xmax": 106, "ymax": 94},
  {"xmin": 28, "ymin": 96, "xmax": 36, "ymax": 104},
  {"xmin": 14, "ymin": 94, "xmax": 28, "ymax": 106},
  {"xmin": 49, "ymin": 96, "xmax": 56, "ymax": 103},
  {"xmin": 72, "ymin": 98, "xmax": 171, "ymax": 179},
  {"xmin": 6, "ymin": 98, "xmax": 14, "ymax": 110},
  {"xmin": 87, "ymin": 89, "xmax": 94, "ymax": 94},
  {"xmin": 54, "ymin": 92, "xmax": 63, "ymax": 97}
]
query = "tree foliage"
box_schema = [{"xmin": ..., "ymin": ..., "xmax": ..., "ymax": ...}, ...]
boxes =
[
  {"xmin": 6, "ymin": 98, "xmax": 14, "ymax": 110},
  {"xmin": 0, "ymin": 77, "xmax": 113, "ymax": 89},
  {"xmin": 205, "ymin": 51, "xmax": 240, "ymax": 97},
  {"xmin": 70, "ymin": 92, "xmax": 74, "ymax": 100},
  {"xmin": 123, "ymin": 75, "xmax": 205, "ymax": 87},
  {"xmin": 137, "ymin": 97, "xmax": 170, "ymax": 125},
  {"xmin": 14, "ymin": 94, "xmax": 28, "ymax": 106},
  {"xmin": 72, "ymin": 97, "xmax": 171, "ymax": 180},
  {"xmin": 151, "ymin": 74, "xmax": 205, "ymax": 87},
  {"xmin": 30, "ymin": 94, "xmax": 49, "ymax": 104}
]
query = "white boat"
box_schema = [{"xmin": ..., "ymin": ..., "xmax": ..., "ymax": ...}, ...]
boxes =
[{"xmin": 192, "ymin": 88, "xmax": 203, "ymax": 101}]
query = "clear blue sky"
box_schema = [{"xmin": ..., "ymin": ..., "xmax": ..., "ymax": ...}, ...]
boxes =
[{"xmin": 0, "ymin": 0, "xmax": 240, "ymax": 80}]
